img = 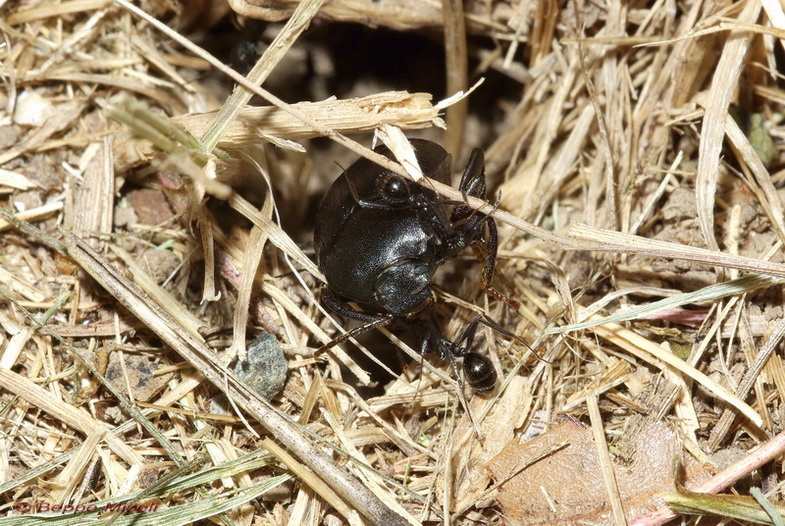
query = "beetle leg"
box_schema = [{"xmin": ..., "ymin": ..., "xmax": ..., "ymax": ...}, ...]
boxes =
[
  {"xmin": 450, "ymin": 148, "xmax": 487, "ymax": 224},
  {"xmin": 453, "ymin": 194, "xmax": 514, "ymax": 308},
  {"xmin": 317, "ymin": 314, "xmax": 395, "ymax": 352},
  {"xmin": 455, "ymin": 176, "xmax": 522, "ymax": 311},
  {"xmin": 319, "ymin": 288, "xmax": 395, "ymax": 352},
  {"xmin": 447, "ymin": 147, "xmax": 496, "ymax": 272},
  {"xmin": 477, "ymin": 213, "xmax": 522, "ymax": 310},
  {"xmin": 322, "ymin": 288, "xmax": 384, "ymax": 323},
  {"xmin": 458, "ymin": 148, "xmax": 487, "ymax": 199},
  {"xmin": 479, "ymin": 213, "xmax": 497, "ymax": 290}
]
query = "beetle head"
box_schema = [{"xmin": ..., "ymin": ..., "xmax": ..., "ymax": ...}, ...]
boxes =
[
  {"xmin": 376, "ymin": 172, "xmax": 410, "ymax": 202},
  {"xmin": 343, "ymin": 140, "xmax": 452, "ymax": 211},
  {"xmin": 345, "ymin": 167, "xmax": 432, "ymax": 212}
]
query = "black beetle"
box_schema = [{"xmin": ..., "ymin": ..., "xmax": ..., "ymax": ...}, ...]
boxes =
[{"xmin": 314, "ymin": 139, "xmax": 500, "ymax": 392}]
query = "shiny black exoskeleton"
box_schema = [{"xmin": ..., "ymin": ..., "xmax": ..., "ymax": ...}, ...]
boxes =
[{"xmin": 314, "ymin": 139, "xmax": 499, "ymax": 392}]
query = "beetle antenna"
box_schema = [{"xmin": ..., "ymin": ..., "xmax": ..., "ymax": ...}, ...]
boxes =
[{"xmin": 343, "ymin": 167, "xmax": 363, "ymax": 203}]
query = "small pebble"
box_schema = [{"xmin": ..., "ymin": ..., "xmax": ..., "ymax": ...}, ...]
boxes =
[{"xmin": 234, "ymin": 332, "xmax": 287, "ymax": 400}]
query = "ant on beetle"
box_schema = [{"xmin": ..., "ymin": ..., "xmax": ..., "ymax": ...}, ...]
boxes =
[{"xmin": 314, "ymin": 139, "xmax": 521, "ymax": 392}]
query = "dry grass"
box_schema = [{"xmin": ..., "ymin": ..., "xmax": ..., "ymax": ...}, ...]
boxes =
[{"xmin": 2, "ymin": 0, "xmax": 785, "ymax": 525}]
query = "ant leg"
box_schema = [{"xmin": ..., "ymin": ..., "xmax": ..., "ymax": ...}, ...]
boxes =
[
  {"xmin": 414, "ymin": 314, "xmax": 500, "ymax": 392},
  {"xmin": 452, "ymin": 314, "xmax": 483, "ymax": 358},
  {"xmin": 454, "ymin": 315, "xmax": 498, "ymax": 392},
  {"xmin": 450, "ymin": 315, "xmax": 499, "ymax": 392},
  {"xmin": 413, "ymin": 317, "xmax": 457, "ymax": 361}
]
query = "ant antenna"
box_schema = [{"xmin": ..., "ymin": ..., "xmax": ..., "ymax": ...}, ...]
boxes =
[{"xmin": 473, "ymin": 313, "xmax": 551, "ymax": 364}]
